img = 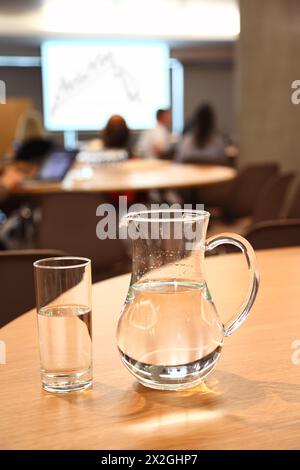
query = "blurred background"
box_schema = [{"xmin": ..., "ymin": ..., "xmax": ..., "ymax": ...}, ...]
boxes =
[{"xmin": 1, "ymin": 0, "xmax": 300, "ymax": 325}]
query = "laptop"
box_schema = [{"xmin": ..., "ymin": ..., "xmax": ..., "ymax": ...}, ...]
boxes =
[{"xmin": 37, "ymin": 150, "xmax": 78, "ymax": 182}]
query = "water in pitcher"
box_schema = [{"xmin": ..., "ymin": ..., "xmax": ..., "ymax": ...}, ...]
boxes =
[
  {"xmin": 117, "ymin": 280, "xmax": 224, "ymax": 390},
  {"xmin": 37, "ymin": 304, "xmax": 92, "ymax": 392}
]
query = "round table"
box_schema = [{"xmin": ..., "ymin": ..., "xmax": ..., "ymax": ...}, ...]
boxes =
[
  {"xmin": 1, "ymin": 247, "xmax": 300, "ymax": 450},
  {"xmin": 15, "ymin": 159, "xmax": 236, "ymax": 194}
]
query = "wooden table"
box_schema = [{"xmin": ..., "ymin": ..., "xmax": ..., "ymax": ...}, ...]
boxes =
[
  {"xmin": 15, "ymin": 159, "xmax": 236, "ymax": 194},
  {"xmin": 1, "ymin": 247, "xmax": 300, "ymax": 450}
]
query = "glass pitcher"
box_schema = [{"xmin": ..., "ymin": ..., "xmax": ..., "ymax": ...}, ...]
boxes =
[{"xmin": 116, "ymin": 209, "xmax": 259, "ymax": 390}]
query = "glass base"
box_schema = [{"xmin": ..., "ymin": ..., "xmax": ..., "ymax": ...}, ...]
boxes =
[
  {"xmin": 135, "ymin": 376, "xmax": 206, "ymax": 391},
  {"xmin": 119, "ymin": 347, "xmax": 221, "ymax": 391},
  {"xmin": 41, "ymin": 367, "xmax": 92, "ymax": 393}
]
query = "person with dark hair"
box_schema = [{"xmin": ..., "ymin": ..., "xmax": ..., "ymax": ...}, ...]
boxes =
[
  {"xmin": 156, "ymin": 108, "xmax": 169, "ymax": 122},
  {"xmin": 15, "ymin": 138, "xmax": 54, "ymax": 165},
  {"xmin": 102, "ymin": 115, "xmax": 135, "ymax": 203},
  {"xmin": 102, "ymin": 115, "xmax": 131, "ymax": 150},
  {"xmin": 136, "ymin": 108, "xmax": 172, "ymax": 159},
  {"xmin": 176, "ymin": 103, "xmax": 227, "ymax": 164}
]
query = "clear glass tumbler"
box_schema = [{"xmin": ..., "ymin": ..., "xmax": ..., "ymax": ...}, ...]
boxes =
[{"xmin": 34, "ymin": 257, "xmax": 92, "ymax": 393}]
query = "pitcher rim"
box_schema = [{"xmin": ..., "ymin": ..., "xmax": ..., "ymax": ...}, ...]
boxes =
[{"xmin": 122, "ymin": 209, "xmax": 210, "ymax": 223}]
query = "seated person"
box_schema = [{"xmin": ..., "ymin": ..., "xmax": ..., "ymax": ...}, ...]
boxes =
[
  {"xmin": 176, "ymin": 103, "xmax": 227, "ymax": 164},
  {"xmin": 135, "ymin": 108, "xmax": 172, "ymax": 159},
  {"xmin": 102, "ymin": 115, "xmax": 136, "ymax": 204},
  {"xmin": 102, "ymin": 115, "xmax": 131, "ymax": 152}
]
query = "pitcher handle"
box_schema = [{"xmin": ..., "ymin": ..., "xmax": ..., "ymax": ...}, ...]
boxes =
[{"xmin": 205, "ymin": 232, "xmax": 259, "ymax": 337}]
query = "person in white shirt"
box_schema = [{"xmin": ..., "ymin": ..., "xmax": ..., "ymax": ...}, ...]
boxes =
[{"xmin": 136, "ymin": 109, "xmax": 172, "ymax": 159}]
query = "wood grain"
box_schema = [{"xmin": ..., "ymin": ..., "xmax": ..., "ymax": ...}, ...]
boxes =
[
  {"xmin": 1, "ymin": 247, "xmax": 300, "ymax": 450},
  {"xmin": 14, "ymin": 159, "xmax": 236, "ymax": 194}
]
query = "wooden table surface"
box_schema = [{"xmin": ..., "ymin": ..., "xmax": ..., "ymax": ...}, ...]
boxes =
[
  {"xmin": 1, "ymin": 247, "xmax": 300, "ymax": 450},
  {"xmin": 15, "ymin": 159, "xmax": 236, "ymax": 194}
]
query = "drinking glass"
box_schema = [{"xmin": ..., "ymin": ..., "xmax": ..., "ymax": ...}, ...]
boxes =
[{"xmin": 34, "ymin": 257, "xmax": 92, "ymax": 393}]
